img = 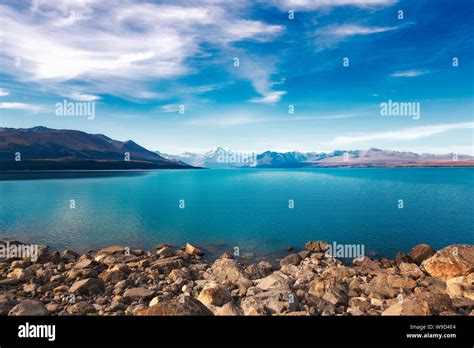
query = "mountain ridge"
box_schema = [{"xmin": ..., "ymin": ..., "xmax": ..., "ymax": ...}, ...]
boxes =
[{"xmin": 0, "ymin": 127, "xmax": 194, "ymax": 170}]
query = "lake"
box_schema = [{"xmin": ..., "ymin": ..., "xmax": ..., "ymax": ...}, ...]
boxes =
[{"xmin": 0, "ymin": 168, "xmax": 473, "ymax": 261}]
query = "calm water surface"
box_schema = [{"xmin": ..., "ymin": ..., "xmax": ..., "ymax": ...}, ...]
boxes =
[{"xmin": 0, "ymin": 168, "xmax": 473, "ymax": 260}]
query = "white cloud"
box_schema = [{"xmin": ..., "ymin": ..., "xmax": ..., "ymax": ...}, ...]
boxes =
[
  {"xmin": 0, "ymin": 102, "xmax": 43, "ymax": 112},
  {"xmin": 0, "ymin": 88, "xmax": 10, "ymax": 96},
  {"xmin": 315, "ymin": 24, "xmax": 399, "ymax": 48},
  {"xmin": 159, "ymin": 104, "xmax": 181, "ymax": 113},
  {"xmin": 268, "ymin": 0, "xmax": 397, "ymax": 11},
  {"xmin": 250, "ymin": 91, "xmax": 287, "ymax": 104},
  {"xmin": 0, "ymin": 1, "xmax": 284, "ymax": 99},
  {"xmin": 390, "ymin": 70, "xmax": 430, "ymax": 78},
  {"xmin": 329, "ymin": 122, "xmax": 474, "ymax": 145},
  {"xmin": 69, "ymin": 93, "xmax": 101, "ymax": 101}
]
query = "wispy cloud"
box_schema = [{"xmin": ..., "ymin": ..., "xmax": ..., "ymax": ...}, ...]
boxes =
[
  {"xmin": 315, "ymin": 24, "xmax": 399, "ymax": 49},
  {"xmin": 68, "ymin": 93, "xmax": 101, "ymax": 101},
  {"xmin": 0, "ymin": 102, "xmax": 43, "ymax": 112},
  {"xmin": 0, "ymin": 88, "xmax": 10, "ymax": 97},
  {"xmin": 0, "ymin": 1, "xmax": 283, "ymax": 100},
  {"xmin": 390, "ymin": 69, "xmax": 431, "ymax": 78},
  {"xmin": 329, "ymin": 122, "xmax": 474, "ymax": 145},
  {"xmin": 268, "ymin": 0, "xmax": 397, "ymax": 11}
]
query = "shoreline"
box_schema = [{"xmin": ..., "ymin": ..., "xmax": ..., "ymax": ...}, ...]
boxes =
[{"xmin": 0, "ymin": 240, "xmax": 472, "ymax": 316}]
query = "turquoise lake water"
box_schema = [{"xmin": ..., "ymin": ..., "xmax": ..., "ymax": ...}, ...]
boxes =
[{"xmin": 0, "ymin": 168, "xmax": 473, "ymax": 260}]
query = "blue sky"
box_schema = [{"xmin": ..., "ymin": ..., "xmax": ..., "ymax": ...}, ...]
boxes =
[{"xmin": 0, "ymin": 0, "xmax": 473, "ymax": 154}]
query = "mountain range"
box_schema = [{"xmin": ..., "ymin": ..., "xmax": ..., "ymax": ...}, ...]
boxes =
[
  {"xmin": 0, "ymin": 127, "xmax": 193, "ymax": 170},
  {"xmin": 160, "ymin": 147, "xmax": 474, "ymax": 168},
  {"xmin": 0, "ymin": 127, "xmax": 472, "ymax": 171}
]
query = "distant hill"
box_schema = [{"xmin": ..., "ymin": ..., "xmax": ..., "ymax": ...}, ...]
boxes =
[
  {"xmin": 161, "ymin": 147, "xmax": 474, "ymax": 168},
  {"xmin": 0, "ymin": 127, "xmax": 194, "ymax": 170}
]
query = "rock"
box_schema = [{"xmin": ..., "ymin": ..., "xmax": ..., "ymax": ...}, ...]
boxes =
[
  {"xmin": 308, "ymin": 279, "xmax": 325, "ymax": 297},
  {"xmin": 409, "ymin": 244, "xmax": 435, "ymax": 265},
  {"xmin": 280, "ymin": 253, "xmax": 302, "ymax": 267},
  {"xmin": 168, "ymin": 269, "xmax": 190, "ymax": 282},
  {"xmin": 257, "ymin": 272, "xmax": 292, "ymax": 291},
  {"xmin": 305, "ymin": 241, "xmax": 328, "ymax": 253},
  {"xmin": 353, "ymin": 257, "xmax": 382, "ymax": 275},
  {"xmin": 0, "ymin": 295, "xmax": 17, "ymax": 315},
  {"xmin": 156, "ymin": 246, "xmax": 175, "ymax": 259},
  {"xmin": 308, "ymin": 278, "xmax": 348, "ymax": 305},
  {"xmin": 98, "ymin": 246, "xmax": 126, "ymax": 255},
  {"xmin": 399, "ymin": 262, "xmax": 424, "ymax": 279},
  {"xmin": 203, "ymin": 258, "xmax": 246, "ymax": 283},
  {"xmin": 138, "ymin": 296, "xmax": 213, "ymax": 316},
  {"xmin": 60, "ymin": 249, "xmax": 79, "ymax": 262},
  {"xmin": 421, "ymin": 245, "xmax": 474, "ymax": 281},
  {"xmin": 8, "ymin": 300, "xmax": 49, "ymax": 316},
  {"xmin": 124, "ymin": 287, "xmax": 155, "ymax": 301},
  {"xmin": 446, "ymin": 274, "xmax": 474, "ymax": 300},
  {"xmin": 185, "ymin": 243, "xmax": 204, "ymax": 256},
  {"xmin": 67, "ymin": 301, "xmax": 96, "ymax": 315},
  {"xmin": 215, "ymin": 302, "xmax": 242, "ymax": 316},
  {"xmin": 99, "ymin": 269, "xmax": 126, "ymax": 284},
  {"xmin": 7, "ymin": 268, "xmax": 32, "ymax": 281},
  {"xmin": 348, "ymin": 297, "xmax": 370, "ymax": 311},
  {"xmin": 69, "ymin": 278, "xmax": 105, "ymax": 295},
  {"xmin": 395, "ymin": 252, "xmax": 413, "ymax": 266},
  {"xmin": 382, "ymin": 298, "xmax": 431, "ymax": 316},
  {"xmin": 73, "ymin": 258, "xmax": 93, "ymax": 269},
  {"xmin": 197, "ymin": 283, "xmax": 231, "ymax": 307},
  {"xmin": 149, "ymin": 256, "xmax": 189, "ymax": 273},
  {"xmin": 415, "ymin": 292, "xmax": 454, "ymax": 315},
  {"xmin": 240, "ymin": 290, "xmax": 298, "ymax": 315}
]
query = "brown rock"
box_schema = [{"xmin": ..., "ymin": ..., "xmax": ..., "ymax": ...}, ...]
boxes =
[
  {"xmin": 382, "ymin": 298, "xmax": 431, "ymax": 316},
  {"xmin": 69, "ymin": 278, "xmax": 105, "ymax": 295},
  {"xmin": 446, "ymin": 274, "xmax": 474, "ymax": 300},
  {"xmin": 409, "ymin": 244, "xmax": 435, "ymax": 265},
  {"xmin": 197, "ymin": 283, "xmax": 231, "ymax": 307},
  {"xmin": 0, "ymin": 295, "xmax": 17, "ymax": 315},
  {"xmin": 305, "ymin": 241, "xmax": 328, "ymax": 253},
  {"xmin": 257, "ymin": 272, "xmax": 292, "ymax": 291},
  {"xmin": 138, "ymin": 296, "xmax": 213, "ymax": 316},
  {"xmin": 124, "ymin": 287, "xmax": 155, "ymax": 301},
  {"xmin": 8, "ymin": 300, "xmax": 49, "ymax": 316},
  {"xmin": 184, "ymin": 243, "xmax": 204, "ymax": 256},
  {"xmin": 98, "ymin": 246, "xmax": 126, "ymax": 255},
  {"xmin": 240, "ymin": 290, "xmax": 298, "ymax": 315},
  {"xmin": 203, "ymin": 258, "xmax": 246, "ymax": 283},
  {"xmin": 421, "ymin": 245, "xmax": 474, "ymax": 281},
  {"xmin": 67, "ymin": 301, "xmax": 96, "ymax": 315},
  {"xmin": 280, "ymin": 253, "xmax": 302, "ymax": 267},
  {"xmin": 399, "ymin": 262, "xmax": 424, "ymax": 279}
]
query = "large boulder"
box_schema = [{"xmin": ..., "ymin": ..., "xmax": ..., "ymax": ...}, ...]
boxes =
[
  {"xmin": 124, "ymin": 287, "xmax": 155, "ymax": 301},
  {"xmin": 446, "ymin": 274, "xmax": 474, "ymax": 300},
  {"xmin": 203, "ymin": 258, "xmax": 246, "ymax": 283},
  {"xmin": 382, "ymin": 298, "xmax": 431, "ymax": 316},
  {"xmin": 257, "ymin": 272, "xmax": 292, "ymax": 291},
  {"xmin": 8, "ymin": 300, "xmax": 49, "ymax": 316},
  {"xmin": 197, "ymin": 283, "xmax": 231, "ymax": 307},
  {"xmin": 409, "ymin": 244, "xmax": 435, "ymax": 265},
  {"xmin": 137, "ymin": 297, "xmax": 213, "ymax": 316},
  {"xmin": 69, "ymin": 278, "xmax": 105, "ymax": 295},
  {"xmin": 421, "ymin": 245, "xmax": 474, "ymax": 281}
]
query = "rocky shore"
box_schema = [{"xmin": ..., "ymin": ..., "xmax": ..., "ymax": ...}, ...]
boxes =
[{"xmin": 0, "ymin": 241, "xmax": 473, "ymax": 316}]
